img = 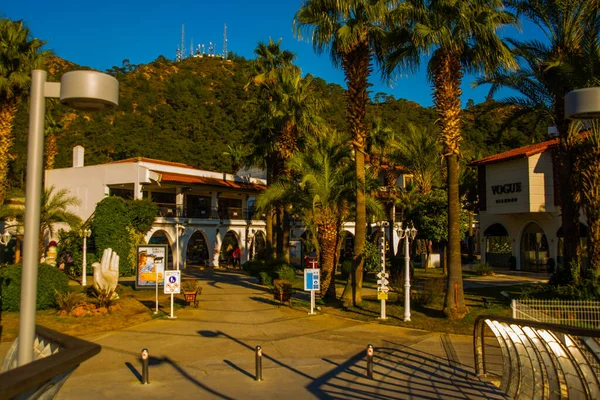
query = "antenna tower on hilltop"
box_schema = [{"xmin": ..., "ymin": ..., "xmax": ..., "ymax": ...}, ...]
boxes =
[
  {"xmin": 176, "ymin": 24, "xmax": 186, "ymax": 62},
  {"xmin": 223, "ymin": 24, "xmax": 228, "ymax": 59}
]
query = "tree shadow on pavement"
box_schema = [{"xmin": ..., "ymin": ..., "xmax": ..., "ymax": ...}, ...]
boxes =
[{"xmin": 183, "ymin": 269, "xmax": 270, "ymax": 293}]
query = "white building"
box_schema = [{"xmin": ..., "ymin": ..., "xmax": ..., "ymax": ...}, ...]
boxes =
[
  {"xmin": 470, "ymin": 139, "xmax": 588, "ymax": 271},
  {"xmin": 45, "ymin": 146, "xmax": 268, "ymax": 268}
]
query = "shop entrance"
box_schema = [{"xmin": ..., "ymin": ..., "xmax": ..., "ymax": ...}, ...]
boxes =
[{"xmin": 520, "ymin": 222, "xmax": 549, "ymax": 272}]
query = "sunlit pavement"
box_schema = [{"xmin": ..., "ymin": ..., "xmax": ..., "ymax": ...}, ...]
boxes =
[{"xmin": 51, "ymin": 270, "xmax": 506, "ymax": 399}]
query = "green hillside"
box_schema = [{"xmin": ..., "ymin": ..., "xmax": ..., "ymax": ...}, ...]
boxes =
[{"xmin": 6, "ymin": 54, "xmax": 550, "ymax": 193}]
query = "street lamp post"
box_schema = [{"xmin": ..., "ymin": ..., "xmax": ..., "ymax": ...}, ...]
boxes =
[
  {"xmin": 396, "ymin": 222, "xmax": 417, "ymax": 322},
  {"xmin": 0, "ymin": 230, "xmax": 11, "ymax": 246},
  {"xmin": 175, "ymin": 223, "xmax": 185, "ymax": 270},
  {"xmin": 79, "ymin": 228, "xmax": 91, "ymax": 286},
  {"xmin": 376, "ymin": 221, "xmax": 389, "ymax": 320},
  {"xmin": 19, "ymin": 70, "xmax": 118, "ymax": 367}
]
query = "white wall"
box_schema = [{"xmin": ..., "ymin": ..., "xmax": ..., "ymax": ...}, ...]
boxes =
[
  {"xmin": 486, "ymin": 158, "xmax": 530, "ymax": 214},
  {"xmin": 528, "ymin": 152, "xmax": 556, "ymax": 213}
]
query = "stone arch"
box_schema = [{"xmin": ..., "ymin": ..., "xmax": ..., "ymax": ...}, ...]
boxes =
[
  {"xmin": 186, "ymin": 230, "xmax": 210, "ymax": 267},
  {"xmin": 483, "ymin": 223, "xmax": 512, "ymax": 268},
  {"xmin": 148, "ymin": 230, "xmax": 174, "ymax": 268},
  {"xmin": 219, "ymin": 230, "xmax": 240, "ymax": 266}
]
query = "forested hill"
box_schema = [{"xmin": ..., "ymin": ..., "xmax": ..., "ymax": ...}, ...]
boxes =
[{"xmin": 7, "ymin": 55, "xmax": 550, "ymax": 192}]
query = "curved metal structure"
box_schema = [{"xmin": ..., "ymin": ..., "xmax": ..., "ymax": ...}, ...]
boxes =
[{"xmin": 474, "ymin": 315, "xmax": 600, "ymax": 400}]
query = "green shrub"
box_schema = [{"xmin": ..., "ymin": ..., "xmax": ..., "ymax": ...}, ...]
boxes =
[
  {"xmin": 93, "ymin": 197, "xmax": 132, "ymax": 276},
  {"xmin": 243, "ymin": 260, "xmax": 265, "ymax": 277},
  {"xmin": 274, "ymin": 264, "xmax": 296, "ymax": 282},
  {"xmin": 56, "ymin": 291, "xmax": 86, "ymax": 313},
  {"xmin": 126, "ymin": 199, "xmax": 159, "ymax": 233},
  {"xmin": 258, "ymin": 271, "xmax": 273, "ymax": 286},
  {"xmin": 474, "ymin": 262, "xmax": 494, "ymax": 276},
  {"xmin": 0, "ymin": 264, "xmax": 69, "ymax": 311},
  {"xmin": 413, "ymin": 278, "xmax": 445, "ymax": 306}
]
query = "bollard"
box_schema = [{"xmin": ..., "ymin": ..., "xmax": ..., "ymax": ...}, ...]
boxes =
[
  {"xmin": 141, "ymin": 348, "xmax": 149, "ymax": 384},
  {"xmin": 255, "ymin": 345, "xmax": 263, "ymax": 382},
  {"xmin": 366, "ymin": 344, "xmax": 374, "ymax": 379}
]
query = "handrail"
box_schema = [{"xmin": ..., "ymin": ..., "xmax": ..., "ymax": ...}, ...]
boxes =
[
  {"xmin": 474, "ymin": 315, "xmax": 600, "ymax": 400},
  {"xmin": 0, "ymin": 325, "xmax": 101, "ymax": 399}
]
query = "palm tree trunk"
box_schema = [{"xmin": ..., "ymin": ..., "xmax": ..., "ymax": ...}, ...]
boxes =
[
  {"xmin": 265, "ymin": 161, "xmax": 274, "ymax": 262},
  {"xmin": 45, "ymin": 133, "xmax": 58, "ymax": 171},
  {"xmin": 433, "ymin": 53, "xmax": 467, "ymax": 319},
  {"xmin": 341, "ymin": 39, "xmax": 371, "ymax": 306},
  {"xmin": 282, "ymin": 209, "xmax": 290, "ymax": 263},
  {"xmin": 318, "ymin": 222, "xmax": 338, "ymax": 300},
  {"xmin": 0, "ymin": 100, "xmax": 18, "ymax": 205},
  {"xmin": 580, "ymin": 132, "xmax": 600, "ymax": 272}
]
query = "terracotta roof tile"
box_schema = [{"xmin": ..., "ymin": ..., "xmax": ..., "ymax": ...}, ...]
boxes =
[
  {"xmin": 469, "ymin": 138, "xmax": 558, "ymax": 166},
  {"xmin": 157, "ymin": 172, "xmax": 265, "ymax": 192},
  {"xmin": 110, "ymin": 157, "xmax": 219, "ymax": 173}
]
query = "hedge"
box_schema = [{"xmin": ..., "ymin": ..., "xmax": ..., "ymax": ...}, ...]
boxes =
[{"xmin": 0, "ymin": 264, "xmax": 69, "ymax": 312}]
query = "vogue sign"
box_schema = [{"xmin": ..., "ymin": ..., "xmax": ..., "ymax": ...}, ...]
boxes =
[{"xmin": 491, "ymin": 182, "xmax": 522, "ymax": 195}]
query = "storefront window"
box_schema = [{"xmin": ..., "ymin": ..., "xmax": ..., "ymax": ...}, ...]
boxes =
[{"xmin": 484, "ymin": 223, "xmax": 511, "ymax": 267}]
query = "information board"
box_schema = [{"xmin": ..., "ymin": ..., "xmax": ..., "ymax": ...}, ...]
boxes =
[
  {"xmin": 304, "ymin": 269, "xmax": 320, "ymax": 291},
  {"xmin": 136, "ymin": 245, "xmax": 168, "ymax": 289},
  {"xmin": 164, "ymin": 270, "xmax": 181, "ymax": 294}
]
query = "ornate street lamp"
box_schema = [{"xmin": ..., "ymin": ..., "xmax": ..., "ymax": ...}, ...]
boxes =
[
  {"xmin": 396, "ymin": 222, "xmax": 418, "ymax": 322},
  {"xmin": 0, "ymin": 230, "xmax": 11, "ymax": 246},
  {"xmin": 79, "ymin": 228, "xmax": 91, "ymax": 286},
  {"xmin": 19, "ymin": 70, "xmax": 118, "ymax": 366}
]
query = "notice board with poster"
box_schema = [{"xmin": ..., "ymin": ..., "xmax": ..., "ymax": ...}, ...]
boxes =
[{"xmin": 136, "ymin": 245, "xmax": 168, "ymax": 289}]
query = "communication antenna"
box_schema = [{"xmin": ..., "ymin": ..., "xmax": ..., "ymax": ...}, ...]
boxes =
[
  {"xmin": 223, "ymin": 24, "xmax": 228, "ymax": 59},
  {"xmin": 190, "ymin": 38, "xmax": 194, "ymax": 57},
  {"xmin": 209, "ymin": 41, "xmax": 214, "ymax": 57},
  {"xmin": 180, "ymin": 24, "xmax": 186, "ymax": 60},
  {"xmin": 201, "ymin": 43, "xmax": 205, "ymax": 56}
]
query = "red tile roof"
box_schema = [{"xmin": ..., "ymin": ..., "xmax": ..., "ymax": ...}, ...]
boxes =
[
  {"xmin": 158, "ymin": 172, "xmax": 265, "ymax": 192},
  {"xmin": 469, "ymin": 138, "xmax": 558, "ymax": 166}
]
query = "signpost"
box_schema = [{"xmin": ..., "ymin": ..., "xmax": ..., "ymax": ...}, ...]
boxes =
[
  {"xmin": 377, "ymin": 222, "xmax": 389, "ymax": 320},
  {"xmin": 304, "ymin": 268, "xmax": 320, "ymax": 315},
  {"xmin": 164, "ymin": 270, "xmax": 181, "ymax": 319}
]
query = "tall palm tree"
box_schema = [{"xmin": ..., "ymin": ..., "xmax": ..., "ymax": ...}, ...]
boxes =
[
  {"xmin": 294, "ymin": 0, "xmax": 395, "ymax": 305},
  {"xmin": 246, "ymin": 39, "xmax": 298, "ymax": 261},
  {"xmin": 385, "ymin": 0, "xmax": 516, "ymax": 319},
  {"xmin": 257, "ymin": 129, "xmax": 355, "ymax": 299},
  {"xmin": 476, "ymin": 0, "xmax": 600, "ymax": 278},
  {"xmin": 0, "ymin": 18, "xmax": 48, "ymax": 205}
]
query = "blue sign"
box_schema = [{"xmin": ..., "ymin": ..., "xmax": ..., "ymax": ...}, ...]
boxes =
[{"xmin": 304, "ymin": 269, "xmax": 320, "ymax": 291}]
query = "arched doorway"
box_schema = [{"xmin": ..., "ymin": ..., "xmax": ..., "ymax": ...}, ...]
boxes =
[
  {"xmin": 186, "ymin": 231, "xmax": 209, "ymax": 267},
  {"xmin": 220, "ymin": 231, "xmax": 239, "ymax": 267},
  {"xmin": 149, "ymin": 230, "xmax": 173, "ymax": 268},
  {"xmin": 557, "ymin": 223, "xmax": 589, "ymax": 269},
  {"xmin": 521, "ymin": 223, "xmax": 549, "ymax": 272},
  {"xmin": 252, "ymin": 231, "xmax": 266, "ymax": 261},
  {"xmin": 484, "ymin": 223, "xmax": 511, "ymax": 267}
]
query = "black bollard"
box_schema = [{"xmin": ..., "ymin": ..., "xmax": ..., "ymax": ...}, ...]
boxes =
[
  {"xmin": 366, "ymin": 344, "xmax": 374, "ymax": 379},
  {"xmin": 255, "ymin": 345, "xmax": 263, "ymax": 382},
  {"xmin": 141, "ymin": 348, "xmax": 149, "ymax": 384}
]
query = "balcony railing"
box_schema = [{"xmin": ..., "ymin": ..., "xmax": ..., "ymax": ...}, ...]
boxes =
[{"xmin": 155, "ymin": 204, "xmax": 265, "ymax": 221}]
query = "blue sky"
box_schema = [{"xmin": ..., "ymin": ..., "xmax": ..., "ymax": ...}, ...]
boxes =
[{"xmin": 3, "ymin": 0, "xmax": 539, "ymax": 107}]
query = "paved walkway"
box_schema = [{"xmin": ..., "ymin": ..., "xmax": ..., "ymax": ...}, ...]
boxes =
[{"xmin": 48, "ymin": 270, "xmax": 506, "ymax": 399}]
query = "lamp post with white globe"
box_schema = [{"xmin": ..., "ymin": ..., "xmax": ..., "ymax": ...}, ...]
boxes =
[
  {"xmin": 396, "ymin": 222, "xmax": 417, "ymax": 322},
  {"xmin": 18, "ymin": 70, "xmax": 118, "ymax": 366}
]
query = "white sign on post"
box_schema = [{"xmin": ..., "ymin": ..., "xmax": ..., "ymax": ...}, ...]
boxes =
[
  {"xmin": 304, "ymin": 268, "xmax": 320, "ymax": 315},
  {"xmin": 164, "ymin": 270, "xmax": 180, "ymax": 319},
  {"xmin": 164, "ymin": 271, "xmax": 181, "ymax": 294}
]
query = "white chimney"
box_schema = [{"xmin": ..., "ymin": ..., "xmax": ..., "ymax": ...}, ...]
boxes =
[{"xmin": 73, "ymin": 145, "xmax": 84, "ymax": 167}]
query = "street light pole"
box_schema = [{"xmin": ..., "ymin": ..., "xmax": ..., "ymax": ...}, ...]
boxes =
[
  {"xmin": 18, "ymin": 70, "xmax": 118, "ymax": 367},
  {"xmin": 396, "ymin": 222, "xmax": 417, "ymax": 322}
]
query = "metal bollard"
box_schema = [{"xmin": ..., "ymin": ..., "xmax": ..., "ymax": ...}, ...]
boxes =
[
  {"xmin": 366, "ymin": 344, "xmax": 374, "ymax": 379},
  {"xmin": 255, "ymin": 345, "xmax": 263, "ymax": 382},
  {"xmin": 141, "ymin": 348, "xmax": 149, "ymax": 384}
]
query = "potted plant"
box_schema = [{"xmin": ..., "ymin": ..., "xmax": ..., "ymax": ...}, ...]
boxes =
[
  {"xmin": 182, "ymin": 279, "xmax": 202, "ymax": 307},
  {"xmin": 272, "ymin": 278, "xmax": 294, "ymax": 307}
]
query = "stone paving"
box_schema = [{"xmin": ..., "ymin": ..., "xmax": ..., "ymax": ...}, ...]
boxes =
[{"xmin": 42, "ymin": 270, "xmax": 508, "ymax": 399}]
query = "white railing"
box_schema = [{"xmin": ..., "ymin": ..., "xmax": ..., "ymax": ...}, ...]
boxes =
[{"xmin": 512, "ymin": 299, "xmax": 600, "ymax": 329}]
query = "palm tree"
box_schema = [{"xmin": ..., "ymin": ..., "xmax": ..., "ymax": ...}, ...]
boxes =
[
  {"xmin": 0, "ymin": 186, "xmax": 81, "ymax": 258},
  {"xmin": 385, "ymin": 0, "xmax": 516, "ymax": 319},
  {"xmin": 476, "ymin": 0, "xmax": 600, "ymax": 278},
  {"xmin": 294, "ymin": 0, "xmax": 394, "ymax": 305},
  {"xmin": 0, "ymin": 18, "xmax": 48, "ymax": 205},
  {"xmin": 256, "ymin": 129, "xmax": 356, "ymax": 299},
  {"xmin": 393, "ymin": 123, "xmax": 441, "ymax": 195},
  {"xmin": 246, "ymin": 39, "xmax": 298, "ymax": 261}
]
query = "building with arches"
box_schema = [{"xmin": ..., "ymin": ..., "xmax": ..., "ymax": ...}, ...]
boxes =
[
  {"xmin": 45, "ymin": 146, "xmax": 267, "ymax": 269},
  {"xmin": 470, "ymin": 138, "xmax": 588, "ymax": 271}
]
